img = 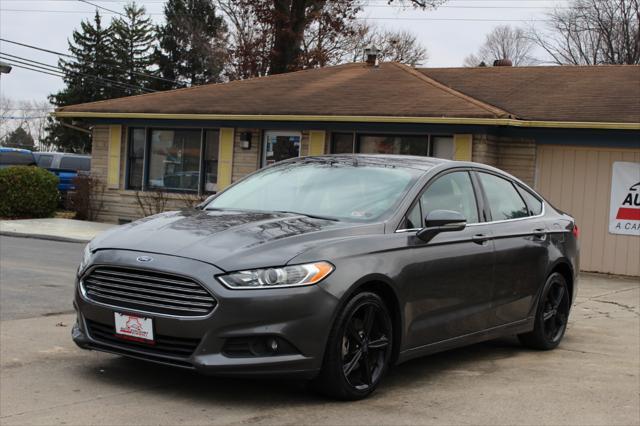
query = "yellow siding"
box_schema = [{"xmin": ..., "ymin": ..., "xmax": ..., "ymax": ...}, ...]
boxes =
[
  {"xmin": 217, "ymin": 128, "xmax": 235, "ymax": 190},
  {"xmin": 536, "ymin": 145, "xmax": 640, "ymax": 276},
  {"xmin": 453, "ymin": 134, "xmax": 472, "ymax": 161},
  {"xmin": 107, "ymin": 125, "xmax": 122, "ymax": 189},
  {"xmin": 308, "ymin": 131, "xmax": 326, "ymax": 156}
]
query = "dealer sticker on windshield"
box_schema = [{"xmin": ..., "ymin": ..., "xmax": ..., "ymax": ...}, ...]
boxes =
[{"xmin": 114, "ymin": 312, "xmax": 154, "ymax": 342}]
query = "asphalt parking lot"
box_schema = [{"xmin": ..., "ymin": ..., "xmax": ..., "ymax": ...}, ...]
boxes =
[{"xmin": 1, "ymin": 235, "xmax": 639, "ymax": 425}]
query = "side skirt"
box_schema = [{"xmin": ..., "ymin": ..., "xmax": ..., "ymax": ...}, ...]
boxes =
[{"xmin": 396, "ymin": 317, "xmax": 534, "ymax": 365}]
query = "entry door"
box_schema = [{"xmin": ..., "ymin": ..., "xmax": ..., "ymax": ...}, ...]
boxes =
[
  {"xmin": 263, "ymin": 131, "xmax": 301, "ymax": 166},
  {"xmin": 399, "ymin": 171, "xmax": 495, "ymax": 348}
]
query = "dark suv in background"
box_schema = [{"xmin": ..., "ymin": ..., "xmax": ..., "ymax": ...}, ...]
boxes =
[{"xmin": 34, "ymin": 152, "xmax": 91, "ymax": 193}]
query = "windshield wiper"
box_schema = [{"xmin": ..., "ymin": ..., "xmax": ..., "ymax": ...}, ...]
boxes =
[{"xmin": 274, "ymin": 210, "xmax": 340, "ymax": 222}]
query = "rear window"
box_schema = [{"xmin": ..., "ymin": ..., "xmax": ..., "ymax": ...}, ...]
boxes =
[
  {"xmin": 518, "ymin": 186, "xmax": 543, "ymax": 215},
  {"xmin": 59, "ymin": 156, "xmax": 90, "ymax": 171},
  {"xmin": 36, "ymin": 155, "xmax": 54, "ymax": 168},
  {"xmin": 0, "ymin": 151, "xmax": 35, "ymax": 166}
]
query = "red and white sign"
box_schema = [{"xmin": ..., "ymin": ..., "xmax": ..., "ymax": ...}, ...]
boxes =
[
  {"xmin": 114, "ymin": 312, "xmax": 154, "ymax": 342},
  {"xmin": 609, "ymin": 161, "xmax": 640, "ymax": 236}
]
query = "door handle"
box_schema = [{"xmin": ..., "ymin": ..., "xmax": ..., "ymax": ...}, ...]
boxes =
[
  {"xmin": 472, "ymin": 234, "xmax": 490, "ymax": 245},
  {"xmin": 532, "ymin": 228, "xmax": 547, "ymax": 241}
]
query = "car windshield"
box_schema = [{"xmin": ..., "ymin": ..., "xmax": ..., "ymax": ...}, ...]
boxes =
[{"xmin": 206, "ymin": 160, "xmax": 422, "ymax": 222}]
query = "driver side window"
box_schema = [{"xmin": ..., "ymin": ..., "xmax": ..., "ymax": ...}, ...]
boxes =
[{"xmin": 404, "ymin": 171, "xmax": 479, "ymax": 228}]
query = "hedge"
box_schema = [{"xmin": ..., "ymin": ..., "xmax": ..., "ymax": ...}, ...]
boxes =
[{"xmin": 0, "ymin": 166, "xmax": 59, "ymax": 218}]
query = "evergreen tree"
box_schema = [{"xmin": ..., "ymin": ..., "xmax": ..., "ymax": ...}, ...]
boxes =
[
  {"xmin": 112, "ymin": 2, "xmax": 156, "ymax": 96},
  {"xmin": 154, "ymin": 0, "xmax": 228, "ymax": 89},
  {"xmin": 46, "ymin": 11, "xmax": 116, "ymax": 153},
  {"xmin": 2, "ymin": 127, "xmax": 35, "ymax": 151}
]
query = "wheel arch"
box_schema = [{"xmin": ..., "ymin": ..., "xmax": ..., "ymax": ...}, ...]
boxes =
[
  {"xmin": 549, "ymin": 260, "xmax": 575, "ymax": 303},
  {"xmin": 338, "ymin": 274, "xmax": 404, "ymax": 366}
]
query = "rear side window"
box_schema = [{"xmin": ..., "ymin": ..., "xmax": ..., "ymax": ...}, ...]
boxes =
[
  {"xmin": 59, "ymin": 156, "xmax": 90, "ymax": 171},
  {"xmin": 36, "ymin": 155, "xmax": 53, "ymax": 168},
  {"xmin": 518, "ymin": 186, "xmax": 543, "ymax": 215},
  {"xmin": 478, "ymin": 172, "xmax": 529, "ymax": 220},
  {"xmin": 0, "ymin": 151, "xmax": 34, "ymax": 165},
  {"xmin": 420, "ymin": 171, "xmax": 479, "ymax": 224}
]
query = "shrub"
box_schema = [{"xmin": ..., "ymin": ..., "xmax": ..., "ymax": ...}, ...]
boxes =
[
  {"xmin": 67, "ymin": 175, "xmax": 105, "ymax": 221},
  {"xmin": 0, "ymin": 166, "xmax": 59, "ymax": 218}
]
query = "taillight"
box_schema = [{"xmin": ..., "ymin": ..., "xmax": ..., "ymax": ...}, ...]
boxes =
[{"xmin": 572, "ymin": 223, "xmax": 579, "ymax": 239}]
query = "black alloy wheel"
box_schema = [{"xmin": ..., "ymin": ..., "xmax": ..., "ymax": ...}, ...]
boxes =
[
  {"xmin": 519, "ymin": 272, "xmax": 571, "ymax": 350},
  {"xmin": 314, "ymin": 292, "xmax": 393, "ymax": 400}
]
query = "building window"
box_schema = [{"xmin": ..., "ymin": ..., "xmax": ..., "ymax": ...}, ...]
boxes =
[
  {"xmin": 127, "ymin": 128, "xmax": 145, "ymax": 190},
  {"xmin": 203, "ymin": 130, "xmax": 219, "ymax": 193},
  {"xmin": 126, "ymin": 127, "xmax": 220, "ymax": 194},
  {"xmin": 148, "ymin": 129, "xmax": 201, "ymax": 191},
  {"xmin": 330, "ymin": 132, "xmax": 455, "ymax": 159},
  {"xmin": 332, "ymin": 133, "xmax": 354, "ymax": 154},
  {"xmin": 359, "ymin": 134, "xmax": 429, "ymax": 156},
  {"xmin": 263, "ymin": 131, "xmax": 301, "ymax": 166}
]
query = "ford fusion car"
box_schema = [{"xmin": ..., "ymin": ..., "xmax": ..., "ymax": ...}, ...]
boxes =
[{"xmin": 72, "ymin": 155, "xmax": 579, "ymax": 400}]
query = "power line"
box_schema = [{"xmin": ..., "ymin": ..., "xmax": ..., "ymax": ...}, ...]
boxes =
[
  {"xmin": 0, "ymin": 9, "xmax": 552, "ymax": 21},
  {"xmin": 0, "ymin": 38, "xmax": 183, "ymax": 86},
  {"xmin": 77, "ymin": 0, "xmax": 124, "ymax": 16},
  {"xmin": 0, "ymin": 55, "xmax": 157, "ymax": 93}
]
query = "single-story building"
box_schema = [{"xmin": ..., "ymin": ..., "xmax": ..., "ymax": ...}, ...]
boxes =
[{"xmin": 55, "ymin": 61, "xmax": 640, "ymax": 276}]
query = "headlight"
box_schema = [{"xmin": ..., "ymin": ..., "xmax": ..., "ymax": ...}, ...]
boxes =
[
  {"xmin": 78, "ymin": 244, "xmax": 92, "ymax": 275},
  {"xmin": 217, "ymin": 262, "xmax": 334, "ymax": 289}
]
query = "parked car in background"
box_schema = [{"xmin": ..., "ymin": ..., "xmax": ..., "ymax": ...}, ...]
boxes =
[
  {"xmin": 72, "ymin": 155, "xmax": 579, "ymax": 400},
  {"xmin": 34, "ymin": 152, "xmax": 91, "ymax": 193},
  {"xmin": 0, "ymin": 147, "xmax": 36, "ymax": 168}
]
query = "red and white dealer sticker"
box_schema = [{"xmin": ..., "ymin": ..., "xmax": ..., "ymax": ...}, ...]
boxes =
[{"xmin": 114, "ymin": 312, "xmax": 154, "ymax": 342}]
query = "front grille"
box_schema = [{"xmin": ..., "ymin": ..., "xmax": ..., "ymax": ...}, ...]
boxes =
[
  {"xmin": 82, "ymin": 266, "xmax": 216, "ymax": 317},
  {"xmin": 86, "ymin": 319, "xmax": 200, "ymax": 359}
]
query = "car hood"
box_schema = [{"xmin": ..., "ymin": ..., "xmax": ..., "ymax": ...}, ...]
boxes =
[{"xmin": 91, "ymin": 209, "xmax": 379, "ymax": 271}]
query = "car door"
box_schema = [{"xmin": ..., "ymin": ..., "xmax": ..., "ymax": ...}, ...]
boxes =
[
  {"xmin": 474, "ymin": 171, "xmax": 550, "ymax": 327},
  {"xmin": 396, "ymin": 170, "xmax": 496, "ymax": 349}
]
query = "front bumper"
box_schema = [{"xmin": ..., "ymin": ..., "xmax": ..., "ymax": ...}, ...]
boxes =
[{"xmin": 72, "ymin": 250, "xmax": 340, "ymax": 378}]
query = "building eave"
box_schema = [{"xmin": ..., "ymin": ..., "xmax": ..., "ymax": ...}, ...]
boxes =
[{"xmin": 51, "ymin": 112, "xmax": 640, "ymax": 131}]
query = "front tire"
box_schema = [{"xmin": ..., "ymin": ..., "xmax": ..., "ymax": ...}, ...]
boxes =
[
  {"xmin": 519, "ymin": 272, "xmax": 571, "ymax": 350},
  {"xmin": 313, "ymin": 292, "xmax": 393, "ymax": 400}
]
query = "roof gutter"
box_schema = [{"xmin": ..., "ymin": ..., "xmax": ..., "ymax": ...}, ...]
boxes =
[{"xmin": 51, "ymin": 112, "xmax": 640, "ymax": 131}]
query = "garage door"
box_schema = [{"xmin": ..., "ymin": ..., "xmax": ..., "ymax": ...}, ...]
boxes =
[{"xmin": 536, "ymin": 145, "xmax": 640, "ymax": 276}]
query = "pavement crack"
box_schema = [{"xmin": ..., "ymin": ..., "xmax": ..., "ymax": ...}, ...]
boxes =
[{"xmin": 592, "ymin": 299, "xmax": 640, "ymax": 316}]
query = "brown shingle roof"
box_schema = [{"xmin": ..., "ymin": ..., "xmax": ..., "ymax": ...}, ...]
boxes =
[
  {"xmin": 57, "ymin": 62, "xmax": 640, "ymax": 125},
  {"xmin": 418, "ymin": 65, "xmax": 640, "ymax": 124},
  {"xmin": 57, "ymin": 62, "xmax": 509, "ymax": 119}
]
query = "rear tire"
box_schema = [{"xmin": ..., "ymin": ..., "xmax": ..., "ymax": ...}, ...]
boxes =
[
  {"xmin": 518, "ymin": 272, "xmax": 570, "ymax": 350},
  {"xmin": 313, "ymin": 291, "xmax": 393, "ymax": 400}
]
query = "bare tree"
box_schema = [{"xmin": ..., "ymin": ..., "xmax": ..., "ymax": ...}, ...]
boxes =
[
  {"xmin": 313, "ymin": 22, "xmax": 429, "ymax": 66},
  {"xmin": 463, "ymin": 25, "xmax": 536, "ymax": 67},
  {"xmin": 217, "ymin": 0, "xmax": 441, "ymax": 77},
  {"xmin": 0, "ymin": 97, "xmax": 53, "ymax": 150},
  {"xmin": 531, "ymin": 0, "xmax": 640, "ymax": 65}
]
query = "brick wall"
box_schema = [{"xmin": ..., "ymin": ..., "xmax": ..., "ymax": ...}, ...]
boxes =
[
  {"xmin": 472, "ymin": 133, "xmax": 536, "ymax": 186},
  {"xmin": 232, "ymin": 128, "xmax": 261, "ymax": 183}
]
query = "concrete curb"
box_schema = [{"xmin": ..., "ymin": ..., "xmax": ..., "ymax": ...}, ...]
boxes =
[{"xmin": 0, "ymin": 231, "xmax": 89, "ymax": 244}]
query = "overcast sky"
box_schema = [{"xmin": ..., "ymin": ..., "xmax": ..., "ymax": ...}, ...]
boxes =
[{"xmin": 0, "ymin": 0, "xmax": 566, "ymax": 104}]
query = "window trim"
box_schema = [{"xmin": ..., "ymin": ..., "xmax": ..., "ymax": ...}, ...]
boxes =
[
  {"xmin": 468, "ymin": 170, "xmax": 546, "ymax": 226},
  {"xmin": 396, "ymin": 168, "xmax": 482, "ymax": 232}
]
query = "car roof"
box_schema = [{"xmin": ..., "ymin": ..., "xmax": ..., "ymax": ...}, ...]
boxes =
[
  {"xmin": 0, "ymin": 147, "xmax": 32, "ymax": 154},
  {"xmin": 292, "ymin": 154, "xmax": 449, "ymax": 171},
  {"xmin": 35, "ymin": 152, "xmax": 89, "ymax": 158}
]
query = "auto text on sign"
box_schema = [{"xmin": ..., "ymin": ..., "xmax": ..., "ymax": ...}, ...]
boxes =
[{"xmin": 609, "ymin": 161, "xmax": 640, "ymax": 236}]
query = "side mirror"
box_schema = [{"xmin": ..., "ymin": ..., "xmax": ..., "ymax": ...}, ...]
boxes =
[{"xmin": 416, "ymin": 210, "xmax": 466, "ymax": 242}]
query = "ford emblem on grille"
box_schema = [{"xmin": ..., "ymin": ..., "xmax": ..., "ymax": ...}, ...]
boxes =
[{"xmin": 136, "ymin": 256, "xmax": 153, "ymax": 263}]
